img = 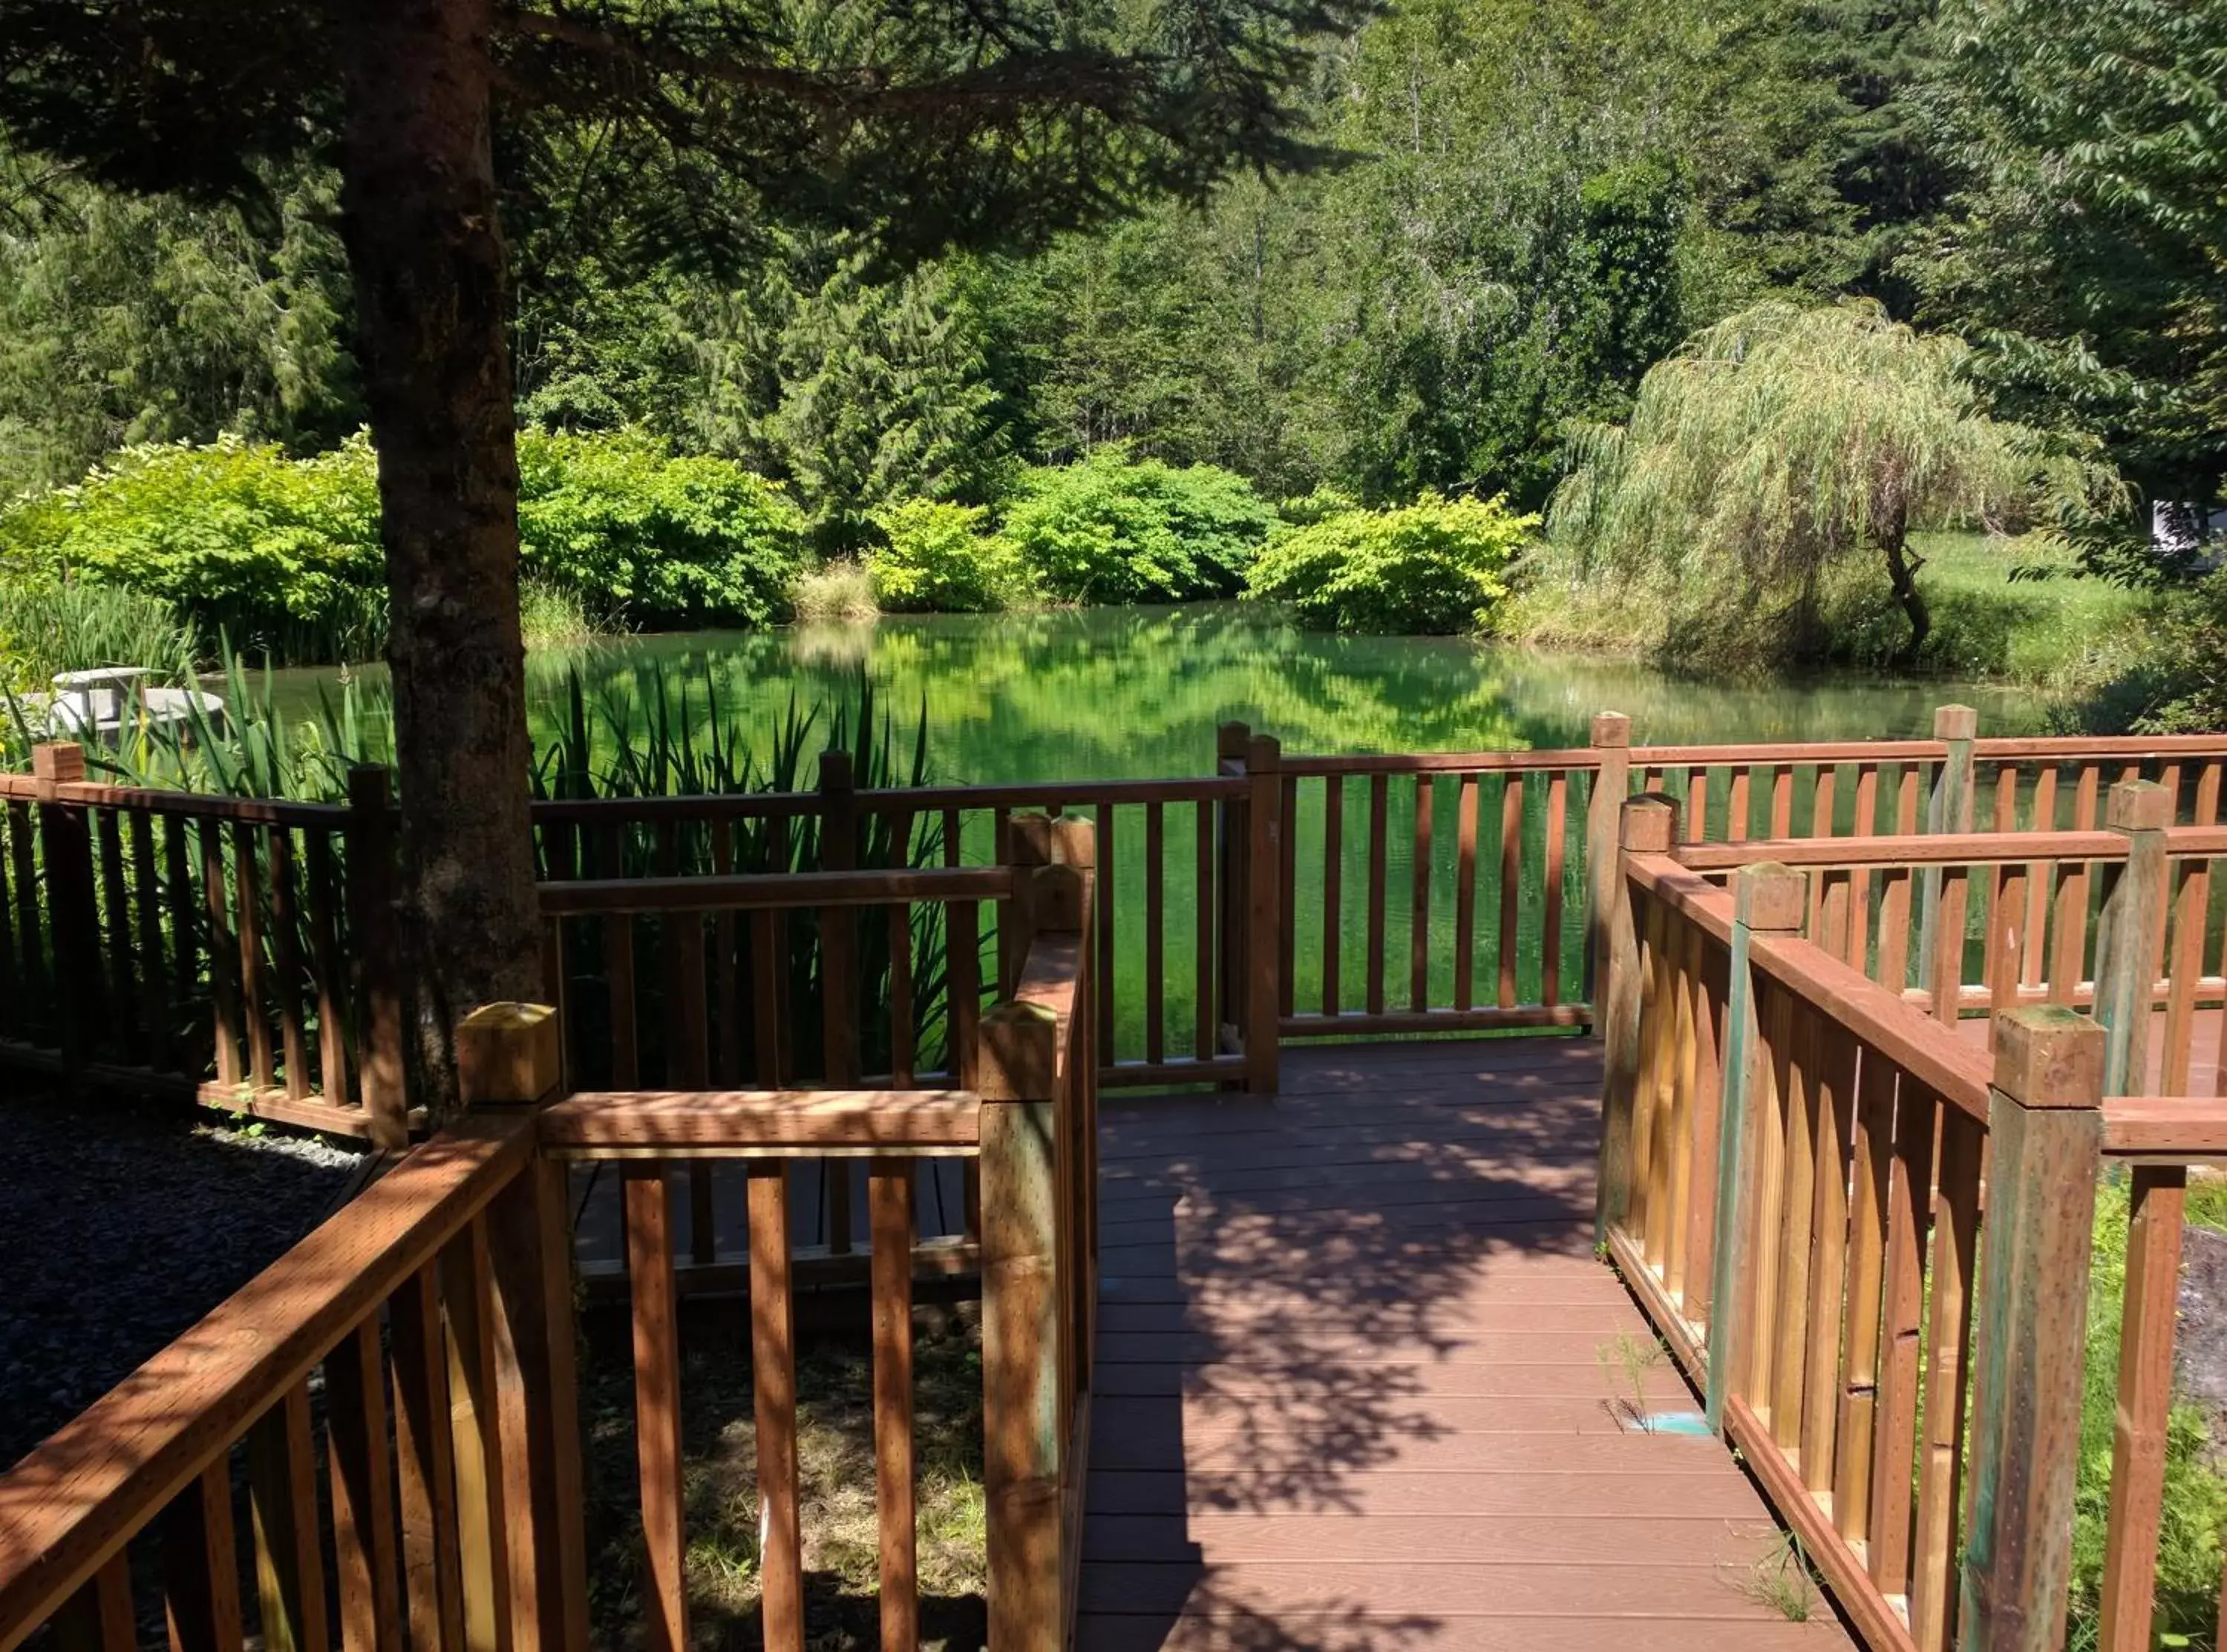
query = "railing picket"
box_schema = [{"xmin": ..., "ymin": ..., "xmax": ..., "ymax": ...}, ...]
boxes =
[
  {"xmin": 203, "ymin": 820, "xmax": 243, "ymax": 1089},
  {"xmin": 1743, "ymin": 980, "xmax": 1791, "ymax": 1411},
  {"xmin": 1728, "ymin": 769, "xmax": 1751, "ymax": 843},
  {"xmin": 1322, "ymin": 778, "xmax": 1343, "ymax": 1018},
  {"xmin": 234, "ymin": 821, "xmax": 275, "ymax": 1092},
  {"xmin": 391, "ymin": 1262, "xmax": 471, "ymax": 1652},
  {"xmin": 50, "ymin": 1554, "xmax": 133, "ymax": 1652},
  {"xmin": 869, "ymin": 1162, "xmax": 920, "ymax": 1652},
  {"xmin": 131, "ymin": 808, "xmax": 169, "ymax": 1075},
  {"xmin": 160, "ymin": 1459, "xmax": 244, "ymax": 1652},
  {"xmin": 890, "ymin": 899, "xmax": 916, "ymax": 1087},
  {"xmin": 1410, "ymin": 775, "xmax": 1432, "ymax": 1012},
  {"xmin": 97, "ymin": 807, "xmax": 135, "ymax": 1058},
  {"xmin": 7, "ymin": 802, "xmax": 38, "ymax": 1038},
  {"xmin": 1366, "ymin": 775, "xmax": 1388, "ymax": 1016},
  {"xmin": 1453, "ymin": 775, "xmax": 1477, "ymax": 1012},
  {"xmin": 1911, "ymin": 1106, "xmax": 1983, "ymax": 1652},
  {"xmin": 306, "ymin": 832, "xmax": 347, "ymax": 1104},
  {"xmin": 1928, "ymin": 865, "xmax": 1968, "ymax": 1024},
  {"xmin": 1194, "ymin": 800, "xmax": 1214, "ymax": 1061},
  {"xmin": 1799, "ymin": 1023, "xmax": 1854, "ymax": 1497},
  {"xmin": 1770, "ymin": 765, "xmax": 1793, "ymax": 839},
  {"xmin": 1834, "ymin": 1048, "xmax": 1891, "ymax": 1547},
  {"xmin": 1868, "ymin": 1071, "xmax": 1934, "ymax": 1600},
  {"xmin": 1679, "ymin": 936, "xmax": 1727, "ymax": 1325},
  {"xmin": 267, "ymin": 830, "xmax": 310, "ymax": 1100},
  {"xmin": 439, "ymin": 1222, "xmax": 511, "ymax": 1652},
  {"xmin": 1278, "ymin": 775, "xmax": 1297, "ymax": 1020},
  {"xmin": 2099, "ymin": 1164, "xmax": 2186, "ymax": 1651},
  {"xmin": 1686, "ymin": 767, "xmax": 1708, "ymax": 844},
  {"xmin": 1497, "ymin": 774, "xmax": 1523, "ymax": 1009},
  {"xmin": 246, "ymin": 1381, "xmax": 328, "ymax": 1652},
  {"xmin": 1143, "ymin": 802, "xmax": 1164, "ymax": 1065},
  {"xmin": 712, "ymin": 821, "xmax": 742, "ymax": 1086},
  {"xmin": 1095, "ymin": 803, "xmax": 1115, "ymax": 1063},
  {"xmin": 2024, "ymin": 767, "xmax": 2058, "ymax": 991},
  {"xmin": 748, "ymin": 1161, "xmax": 805, "ymax": 1652},
  {"xmin": 624, "ymin": 1163, "xmax": 687, "ymax": 1652},
  {"xmin": 1544, "ymin": 772, "xmax": 1568, "ymax": 1006},
  {"xmin": 1770, "ymin": 1001, "xmax": 1819, "ymax": 1453},
  {"xmin": 325, "ymin": 1320, "xmax": 402, "ymax": 1652}
]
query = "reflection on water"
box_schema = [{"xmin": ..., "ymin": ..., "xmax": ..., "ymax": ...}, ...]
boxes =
[{"xmin": 264, "ymin": 603, "xmax": 2052, "ymax": 781}]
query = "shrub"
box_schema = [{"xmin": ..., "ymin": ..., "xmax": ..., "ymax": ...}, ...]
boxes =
[
  {"xmin": 790, "ymin": 560, "xmax": 880, "ymax": 622},
  {"xmin": 1001, "ymin": 449, "xmax": 1278, "ymax": 604},
  {"xmin": 0, "ymin": 434, "xmax": 382, "ymax": 658},
  {"xmin": 514, "ymin": 430, "xmax": 805, "ymax": 627},
  {"xmin": 1246, "ymin": 493, "xmax": 1537, "ymax": 633},
  {"xmin": 867, "ymin": 499, "xmax": 1032, "ymax": 612}
]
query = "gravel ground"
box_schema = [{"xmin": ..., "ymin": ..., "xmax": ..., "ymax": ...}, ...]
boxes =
[{"xmin": 0, "ymin": 1084, "xmax": 368, "ymax": 1467}]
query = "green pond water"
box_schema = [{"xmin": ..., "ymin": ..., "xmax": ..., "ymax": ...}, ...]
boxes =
[
  {"xmin": 268, "ymin": 602, "xmax": 2051, "ymax": 781},
  {"xmin": 266, "ymin": 604, "xmax": 2053, "ymax": 1066}
]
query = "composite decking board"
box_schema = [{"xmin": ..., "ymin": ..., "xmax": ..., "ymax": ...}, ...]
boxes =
[{"xmin": 1082, "ymin": 1041, "xmax": 1855, "ymax": 1652}]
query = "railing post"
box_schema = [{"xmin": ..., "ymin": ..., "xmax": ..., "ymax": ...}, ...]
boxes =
[
  {"xmin": 2094, "ymin": 779, "xmax": 2170, "ymax": 1098},
  {"xmin": 347, "ymin": 765, "xmax": 408, "ymax": 1147},
  {"xmin": 2090, "ymin": 778, "xmax": 2182, "ymax": 1652},
  {"xmin": 1244, "ymin": 734, "xmax": 1282, "ymax": 1095},
  {"xmin": 1959, "ymin": 1006, "xmax": 2105, "ymax": 1652},
  {"xmin": 1585, "ymin": 712, "xmax": 1632, "ymax": 1029},
  {"xmin": 1704, "ymin": 862, "xmax": 1808, "ymax": 1432},
  {"xmin": 978, "ymin": 991, "xmax": 1063, "ymax": 1652},
  {"xmin": 1215, "ymin": 722, "xmax": 1250, "ymax": 1066},
  {"xmin": 1598, "ymin": 793, "xmax": 1675, "ymax": 1245},
  {"xmin": 457, "ymin": 1003, "xmax": 589, "ymax": 1652},
  {"xmin": 33, "ymin": 743, "xmax": 96, "ymax": 1089},
  {"xmin": 1917, "ymin": 704, "xmax": 1978, "ymax": 1003}
]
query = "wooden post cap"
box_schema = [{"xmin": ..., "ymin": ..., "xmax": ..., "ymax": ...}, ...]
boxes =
[
  {"xmin": 1047, "ymin": 815, "xmax": 1096, "ymax": 871},
  {"xmin": 1006, "ymin": 812, "xmax": 1053, "ymax": 865},
  {"xmin": 1216, "ymin": 722, "xmax": 1252, "ymax": 760},
  {"xmin": 1619, "ymin": 794, "xmax": 1677, "ymax": 853},
  {"xmin": 1990, "ymin": 1006, "xmax": 2105, "ymax": 1109},
  {"xmin": 817, "ymin": 749, "xmax": 854, "ymax": 788},
  {"xmin": 1246, "ymin": 732, "xmax": 1281, "ymax": 772},
  {"xmin": 1731, "ymin": 862, "xmax": 1808, "ymax": 931},
  {"xmin": 457, "ymin": 1002, "xmax": 561, "ymax": 1106},
  {"xmin": 2106, "ymin": 778, "xmax": 2171, "ymax": 833},
  {"xmin": 1591, "ymin": 712, "xmax": 1632, "ymax": 749},
  {"xmin": 30, "ymin": 742, "xmax": 85, "ymax": 783},
  {"xmin": 1933, "ymin": 704, "xmax": 1978, "ymax": 741}
]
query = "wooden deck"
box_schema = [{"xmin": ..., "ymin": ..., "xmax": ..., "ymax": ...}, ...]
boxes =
[{"xmin": 1080, "ymin": 1038, "xmax": 1856, "ymax": 1652}]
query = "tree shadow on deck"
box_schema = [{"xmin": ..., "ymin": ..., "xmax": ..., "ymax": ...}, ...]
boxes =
[{"xmin": 1079, "ymin": 1038, "xmax": 1618, "ymax": 1652}]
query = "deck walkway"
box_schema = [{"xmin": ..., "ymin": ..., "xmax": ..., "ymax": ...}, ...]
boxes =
[{"xmin": 1080, "ymin": 1039, "xmax": 1856, "ymax": 1652}]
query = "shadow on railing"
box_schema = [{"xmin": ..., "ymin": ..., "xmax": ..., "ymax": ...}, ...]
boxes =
[{"xmin": 0, "ymin": 818, "xmax": 1100, "ymax": 1652}]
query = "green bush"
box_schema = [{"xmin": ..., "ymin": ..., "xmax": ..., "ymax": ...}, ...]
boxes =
[
  {"xmin": 1246, "ymin": 493, "xmax": 1537, "ymax": 633},
  {"xmin": 0, "ymin": 429, "xmax": 810, "ymax": 662},
  {"xmin": 514, "ymin": 430, "xmax": 805, "ymax": 627},
  {"xmin": 867, "ymin": 499, "xmax": 1032, "ymax": 612},
  {"xmin": 1001, "ymin": 449, "xmax": 1278, "ymax": 604},
  {"xmin": 0, "ymin": 434, "xmax": 383, "ymax": 658}
]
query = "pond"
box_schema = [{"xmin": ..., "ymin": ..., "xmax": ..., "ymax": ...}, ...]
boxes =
[{"xmin": 269, "ymin": 602, "xmax": 2051, "ymax": 781}]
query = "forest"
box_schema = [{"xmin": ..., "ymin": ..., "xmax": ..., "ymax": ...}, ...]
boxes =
[{"xmin": 0, "ymin": 0, "xmax": 2223, "ymax": 731}]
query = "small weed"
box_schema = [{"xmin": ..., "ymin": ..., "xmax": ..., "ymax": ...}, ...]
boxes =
[
  {"xmin": 1595, "ymin": 1331, "xmax": 1667, "ymax": 1432},
  {"xmin": 1727, "ymin": 1531, "xmax": 1818, "ymax": 1622}
]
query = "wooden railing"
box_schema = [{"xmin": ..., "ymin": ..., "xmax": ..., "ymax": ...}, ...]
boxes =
[
  {"xmin": 7, "ymin": 716, "xmax": 2225, "ymax": 1141},
  {"xmin": 1601, "ymin": 781, "xmax": 2227, "ymax": 1652},
  {"xmin": 0, "ymin": 836, "xmax": 1099, "ymax": 1652}
]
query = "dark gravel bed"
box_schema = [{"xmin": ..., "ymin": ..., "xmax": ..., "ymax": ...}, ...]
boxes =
[{"xmin": 0, "ymin": 1082, "xmax": 367, "ymax": 1467}]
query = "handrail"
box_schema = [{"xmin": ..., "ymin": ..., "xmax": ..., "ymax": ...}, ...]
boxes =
[
  {"xmin": 2100, "ymin": 1095, "xmax": 2227, "ymax": 1156},
  {"xmin": 1672, "ymin": 822, "xmax": 2227, "ymax": 871},
  {"xmin": 0, "ymin": 1122, "xmax": 535, "ymax": 1648},
  {"xmin": 0, "ymin": 771, "xmax": 353, "ymax": 826},
  {"xmin": 528, "ymin": 775, "xmax": 1247, "ymax": 822},
  {"xmin": 540, "ymin": 1088, "xmax": 981, "ymax": 1153},
  {"xmin": 535, "ymin": 865, "xmax": 1014, "ymax": 914}
]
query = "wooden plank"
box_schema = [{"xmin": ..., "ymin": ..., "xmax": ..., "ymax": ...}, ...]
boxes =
[
  {"xmin": 1366, "ymin": 775, "xmax": 1388, "ymax": 1017},
  {"xmin": 246, "ymin": 1382, "xmax": 328, "ymax": 1652},
  {"xmin": 1742, "ymin": 980, "xmax": 1791, "ymax": 1414},
  {"xmin": 748, "ymin": 1163, "xmax": 804, "ymax": 1652},
  {"xmin": 1278, "ymin": 775, "xmax": 1297, "ymax": 1020},
  {"xmin": 1768, "ymin": 997, "xmax": 1818, "ymax": 1452},
  {"xmin": 1928, "ymin": 865, "xmax": 1969, "ymax": 1025},
  {"xmin": 1144, "ymin": 803, "xmax": 1164, "ymax": 1066},
  {"xmin": 870, "ymin": 1163, "xmax": 920, "ymax": 1652},
  {"xmin": 160, "ymin": 1461, "xmax": 243, "ymax": 1652},
  {"xmin": 1095, "ymin": 804, "xmax": 1115, "ymax": 1066},
  {"xmin": 438, "ymin": 1224, "xmax": 509, "ymax": 1652},
  {"xmin": 2023, "ymin": 768, "xmax": 2057, "ymax": 990},
  {"xmin": 1727, "ymin": 768, "xmax": 1750, "ymax": 843},
  {"xmin": 1410, "ymin": 774, "xmax": 1433, "ymax": 1012},
  {"xmin": 203, "ymin": 819, "xmax": 242, "ymax": 1089},
  {"xmin": 1686, "ymin": 767, "xmax": 1708, "ymax": 844},
  {"xmin": 1799, "ymin": 1023, "xmax": 1854, "ymax": 1497},
  {"xmin": 1834, "ymin": 1048, "xmax": 1892, "ymax": 1550},
  {"xmin": 1497, "ymin": 775, "xmax": 1523, "ymax": 1010},
  {"xmin": 1322, "ymin": 779, "xmax": 1343, "ymax": 1018},
  {"xmin": 324, "ymin": 1321, "xmax": 402, "ymax": 1652},
  {"xmin": 624, "ymin": 1165, "xmax": 687, "ymax": 1652},
  {"xmin": 1678, "ymin": 939, "xmax": 1726, "ymax": 1328}
]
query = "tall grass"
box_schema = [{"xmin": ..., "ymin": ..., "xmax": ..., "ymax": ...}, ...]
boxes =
[{"xmin": 0, "ymin": 577, "xmax": 199, "ymax": 687}]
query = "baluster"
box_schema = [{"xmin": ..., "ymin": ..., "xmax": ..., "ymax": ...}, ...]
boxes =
[
  {"xmin": 1497, "ymin": 774, "xmax": 1523, "ymax": 1009},
  {"xmin": 1544, "ymin": 771, "xmax": 1568, "ymax": 1006},
  {"xmin": 1453, "ymin": 774, "xmax": 1478, "ymax": 1012},
  {"xmin": 1410, "ymin": 773, "xmax": 1433, "ymax": 1012},
  {"xmin": 1366, "ymin": 775, "xmax": 1388, "ymax": 1016}
]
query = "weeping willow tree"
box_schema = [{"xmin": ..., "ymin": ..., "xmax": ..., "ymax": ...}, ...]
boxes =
[{"xmin": 1548, "ymin": 299, "xmax": 2125, "ymax": 661}]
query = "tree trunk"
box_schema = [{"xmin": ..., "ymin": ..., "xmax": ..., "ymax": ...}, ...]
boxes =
[
  {"xmin": 336, "ymin": 0, "xmax": 542, "ymax": 1110},
  {"xmin": 1881, "ymin": 513, "xmax": 1931, "ymax": 665}
]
